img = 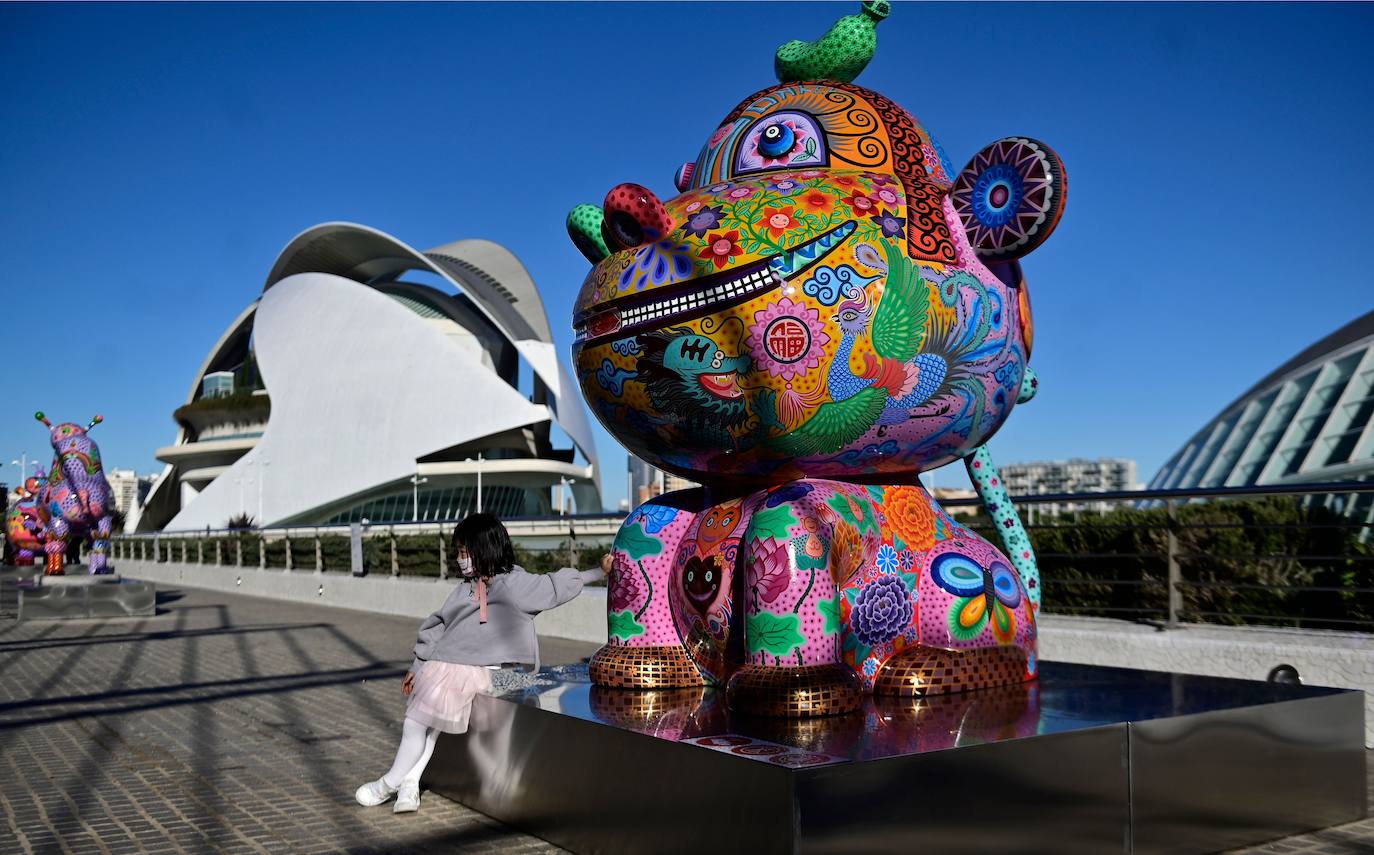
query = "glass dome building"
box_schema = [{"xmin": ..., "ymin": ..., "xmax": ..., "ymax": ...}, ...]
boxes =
[{"xmin": 1149, "ymin": 310, "xmax": 1374, "ymax": 520}]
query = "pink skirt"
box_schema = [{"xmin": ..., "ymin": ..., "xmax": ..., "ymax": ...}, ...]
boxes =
[{"xmin": 406, "ymin": 661, "xmax": 493, "ymax": 734}]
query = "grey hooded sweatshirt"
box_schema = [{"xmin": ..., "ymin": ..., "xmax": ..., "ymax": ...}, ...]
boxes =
[{"xmin": 409, "ymin": 565, "xmax": 601, "ymax": 673}]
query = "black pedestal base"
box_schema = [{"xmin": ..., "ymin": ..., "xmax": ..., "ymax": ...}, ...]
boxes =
[{"xmin": 426, "ymin": 662, "xmax": 1366, "ymax": 854}]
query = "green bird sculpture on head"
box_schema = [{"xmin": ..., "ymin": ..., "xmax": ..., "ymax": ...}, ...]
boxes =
[{"xmin": 774, "ymin": 0, "xmax": 889, "ymax": 83}]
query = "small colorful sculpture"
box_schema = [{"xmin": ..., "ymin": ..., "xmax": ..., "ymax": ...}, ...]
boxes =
[
  {"xmin": 5, "ymin": 473, "xmax": 48, "ymax": 566},
  {"xmin": 570, "ymin": 2, "xmax": 1066, "ymax": 716},
  {"xmin": 34, "ymin": 412, "xmax": 115, "ymax": 575}
]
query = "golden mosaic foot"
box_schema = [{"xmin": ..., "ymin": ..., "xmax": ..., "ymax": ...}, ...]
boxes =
[
  {"xmin": 589, "ymin": 644, "xmax": 708, "ymax": 689},
  {"xmin": 725, "ymin": 663, "xmax": 863, "ymax": 718},
  {"xmin": 873, "ymin": 645, "xmax": 1029, "ymax": 698}
]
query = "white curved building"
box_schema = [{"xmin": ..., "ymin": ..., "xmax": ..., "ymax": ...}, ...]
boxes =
[
  {"xmin": 139, "ymin": 223, "xmax": 600, "ymax": 531},
  {"xmin": 1150, "ymin": 310, "xmax": 1374, "ymax": 519}
]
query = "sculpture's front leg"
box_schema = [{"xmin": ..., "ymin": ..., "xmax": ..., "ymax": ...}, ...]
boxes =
[
  {"xmin": 88, "ymin": 514, "xmax": 113, "ymax": 574},
  {"xmin": 43, "ymin": 516, "xmax": 69, "ymax": 576},
  {"xmin": 590, "ymin": 490, "xmax": 712, "ymax": 688},
  {"xmin": 726, "ymin": 480, "xmax": 864, "ymax": 717}
]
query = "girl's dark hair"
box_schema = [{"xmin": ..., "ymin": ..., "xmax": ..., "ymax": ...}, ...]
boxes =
[{"xmin": 451, "ymin": 513, "xmax": 514, "ymax": 580}]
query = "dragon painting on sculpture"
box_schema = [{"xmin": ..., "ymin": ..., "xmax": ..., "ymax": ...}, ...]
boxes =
[
  {"xmin": 568, "ymin": 2, "xmax": 1066, "ymax": 715},
  {"xmin": 33, "ymin": 412, "xmax": 116, "ymax": 575}
]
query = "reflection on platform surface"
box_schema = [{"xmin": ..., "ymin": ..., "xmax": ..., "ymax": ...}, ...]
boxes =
[{"xmin": 488, "ymin": 660, "xmax": 1352, "ymax": 766}]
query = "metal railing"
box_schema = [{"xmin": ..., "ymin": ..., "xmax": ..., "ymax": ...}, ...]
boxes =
[
  {"xmin": 940, "ymin": 481, "xmax": 1374, "ymax": 631},
  {"xmin": 108, "ymin": 483, "xmax": 1374, "ymax": 632},
  {"xmin": 109, "ymin": 514, "xmax": 623, "ymax": 580}
]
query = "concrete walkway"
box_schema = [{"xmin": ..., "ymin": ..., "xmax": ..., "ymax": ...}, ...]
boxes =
[
  {"xmin": 0, "ymin": 586, "xmax": 1367, "ymax": 853},
  {"xmin": 0, "ymin": 587, "xmax": 585, "ymax": 854}
]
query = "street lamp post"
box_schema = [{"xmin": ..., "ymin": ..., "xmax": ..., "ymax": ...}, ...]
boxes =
[
  {"xmin": 476, "ymin": 453, "xmax": 483, "ymax": 514},
  {"xmin": 11, "ymin": 453, "xmax": 33, "ymax": 481},
  {"xmin": 410, "ymin": 470, "xmax": 429, "ymax": 522}
]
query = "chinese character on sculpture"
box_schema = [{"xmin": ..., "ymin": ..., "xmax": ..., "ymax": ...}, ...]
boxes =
[
  {"xmin": 33, "ymin": 412, "xmax": 116, "ymax": 575},
  {"xmin": 568, "ymin": 2, "xmax": 1066, "ymax": 716}
]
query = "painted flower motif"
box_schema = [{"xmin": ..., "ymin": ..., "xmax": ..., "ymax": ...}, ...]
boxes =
[
  {"xmin": 698, "ymin": 230, "xmax": 743, "ymax": 269},
  {"xmin": 834, "ymin": 174, "xmax": 858, "ymax": 188},
  {"xmin": 798, "ymin": 170, "xmax": 823, "ymax": 179},
  {"xmin": 849, "ymin": 575, "xmax": 914, "ymax": 647},
  {"xmin": 761, "ymin": 206, "xmax": 801, "ymax": 239},
  {"xmin": 682, "ymin": 205, "xmax": 725, "ymax": 239},
  {"xmin": 684, "ymin": 200, "xmax": 704, "ymax": 215},
  {"xmin": 871, "ymin": 208, "xmax": 906, "ymax": 239},
  {"xmin": 768, "ymin": 177, "xmax": 801, "ymax": 193},
  {"xmin": 744, "ymin": 296, "xmax": 831, "ymax": 380},
  {"xmin": 845, "ymin": 190, "xmax": 876, "ymax": 214},
  {"xmin": 799, "ymin": 189, "xmax": 832, "ymax": 214},
  {"xmin": 862, "ymin": 658, "xmax": 880, "ymax": 677},
  {"xmin": 866, "ymin": 173, "xmax": 897, "ymax": 187},
  {"xmin": 875, "ymin": 544, "xmax": 899, "ymax": 575},
  {"xmin": 708, "ymin": 182, "xmax": 731, "ymax": 193},
  {"xmin": 874, "ymin": 187, "xmax": 900, "ymax": 206},
  {"xmin": 727, "ymin": 186, "xmax": 757, "ymax": 200},
  {"xmin": 709, "ymin": 126, "xmax": 731, "ymax": 148},
  {"xmin": 747, "ymin": 537, "xmax": 792, "ymax": 604},
  {"xmin": 609, "ymin": 554, "xmax": 641, "ymax": 611},
  {"xmin": 899, "ymin": 550, "xmax": 915, "ymax": 571},
  {"xmin": 883, "ymin": 486, "xmax": 936, "ymax": 551}
]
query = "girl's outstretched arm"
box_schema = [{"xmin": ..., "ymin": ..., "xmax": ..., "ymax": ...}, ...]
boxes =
[{"xmin": 511, "ymin": 555, "xmax": 610, "ymax": 613}]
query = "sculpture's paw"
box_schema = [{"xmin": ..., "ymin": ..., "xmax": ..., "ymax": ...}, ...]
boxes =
[
  {"xmin": 725, "ymin": 662, "xmax": 862, "ymax": 718},
  {"xmin": 589, "ymin": 643, "xmax": 708, "ymax": 689},
  {"xmin": 873, "ymin": 645, "xmax": 1029, "ymax": 698}
]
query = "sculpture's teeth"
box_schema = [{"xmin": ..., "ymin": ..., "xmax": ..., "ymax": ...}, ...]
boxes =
[{"xmin": 577, "ymin": 220, "xmax": 856, "ymax": 341}]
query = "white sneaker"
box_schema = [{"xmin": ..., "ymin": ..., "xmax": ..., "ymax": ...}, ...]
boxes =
[
  {"xmin": 393, "ymin": 781, "xmax": 420, "ymax": 813},
  {"xmin": 355, "ymin": 778, "xmax": 397, "ymax": 807}
]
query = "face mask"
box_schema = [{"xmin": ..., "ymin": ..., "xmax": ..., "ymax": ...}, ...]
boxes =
[{"xmin": 457, "ymin": 556, "xmax": 474, "ymax": 576}]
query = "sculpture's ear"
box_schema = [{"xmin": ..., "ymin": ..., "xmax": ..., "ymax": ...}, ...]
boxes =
[{"xmin": 950, "ymin": 137, "xmax": 1066, "ymax": 261}]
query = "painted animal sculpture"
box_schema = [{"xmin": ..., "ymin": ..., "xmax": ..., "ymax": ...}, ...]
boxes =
[
  {"xmin": 569, "ymin": 3, "xmax": 1066, "ymax": 716},
  {"xmin": 5, "ymin": 473, "xmax": 48, "ymax": 566},
  {"xmin": 35, "ymin": 412, "xmax": 115, "ymax": 575}
]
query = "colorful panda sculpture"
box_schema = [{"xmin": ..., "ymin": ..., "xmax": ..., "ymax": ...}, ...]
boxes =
[{"xmin": 568, "ymin": 2, "xmax": 1066, "ymax": 716}]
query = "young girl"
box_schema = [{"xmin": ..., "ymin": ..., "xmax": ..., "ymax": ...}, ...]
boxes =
[{"xmin": 355, "ymin": 512, "xmax": 609, "ymax": 813}]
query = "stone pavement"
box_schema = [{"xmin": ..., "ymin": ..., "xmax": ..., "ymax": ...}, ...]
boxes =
[
  {"xmin": 0, "ymin": 586, "xmax": 1368, "ymax": 854},
  {"xmin": 0, "ymin": 587, "xmax": 579, "ymax": 854}
]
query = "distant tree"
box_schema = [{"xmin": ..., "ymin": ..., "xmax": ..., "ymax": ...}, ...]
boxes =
[{"xmin": 227, "ymin": 513, "xmax": 256, "ymax": 531}]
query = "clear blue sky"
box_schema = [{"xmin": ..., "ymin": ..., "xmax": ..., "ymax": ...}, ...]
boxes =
[{"xmin": 3, "ymin": 2, "xmax": 1372, "ymax": 508}]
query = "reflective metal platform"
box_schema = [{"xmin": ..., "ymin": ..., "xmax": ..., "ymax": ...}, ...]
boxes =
[
  {"xmin": 1, "ymin": 565, "xmax": 155, "ymax": 620},
  {"xmin": 426, "ymin": 661, "xmax": 1366, "ymax": 854}
]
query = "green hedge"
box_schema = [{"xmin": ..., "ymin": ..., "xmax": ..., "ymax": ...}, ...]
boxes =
[{"xmin": 962, "ymin": 496, "xmax": 1373, "ymax": 630}]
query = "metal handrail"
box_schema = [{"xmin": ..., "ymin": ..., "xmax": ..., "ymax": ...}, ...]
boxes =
[{"xmin": 107, "ymin": 481, "xmax": 1373, "ymax": 632}]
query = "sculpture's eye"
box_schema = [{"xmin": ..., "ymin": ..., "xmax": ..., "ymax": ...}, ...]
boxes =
[
  {"xmin": 686, "ymin": 570, "xmax": 695, "ymax": 583},
  {"xmin": 734, "ymin": 111, "xmax": 826, "ymax": 175},
  {"xmin": 759, "ymin": 123, "xmax": 794, "ymax": 159},
  {"xmin": 705, "ymin": 570, "xmax": 714, "ymax": 584},
  {"xmin": 840, "ymin": 310, "xmax": 858, "ymax": 322}
]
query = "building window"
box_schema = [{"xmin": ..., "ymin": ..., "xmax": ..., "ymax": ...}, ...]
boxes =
[{"xmin": 202, "ymin": 371, "xmax": 235, "ymax": 399}]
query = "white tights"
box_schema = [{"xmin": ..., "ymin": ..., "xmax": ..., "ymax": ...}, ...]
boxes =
[{"xmin": 382, "ymin": 716, "xmax": 439, "ymax": 788}]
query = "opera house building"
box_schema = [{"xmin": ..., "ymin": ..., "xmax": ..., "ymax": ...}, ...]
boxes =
[{"xmin": 137, "ymin": 222, "xmax": 600, "ymax": 531}]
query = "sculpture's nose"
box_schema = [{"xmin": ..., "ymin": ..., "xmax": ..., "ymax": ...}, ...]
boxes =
[{"xmin": 602, "ymin": 183, "xmax": 675, "ymax": 251}]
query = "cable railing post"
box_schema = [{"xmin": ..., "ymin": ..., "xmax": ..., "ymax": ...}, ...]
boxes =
[
  {"xmin": 259, "ymin": 534, "xmax": 266, "ymax": 570},
  {"xmin": 198, "ymin": 538, "xmax": 204, "ymax": 565},
  {"xmin": 1166, "ymin": 499, "xmax": 1181, "ymax": 629},
  {"xmin": 390, "ymin": 527, "xmax": 399, "ymax": 577},
  {"xmin": 315, "ymin": 531, "xmax": 323, "ymax": 574},
  {"xmin": 284, "ymin": 533, "xmax": 292, "ymax": 572},
  {"xmin": 438, "ymin": 526, "xmax": 448, "ymax": 580}
]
